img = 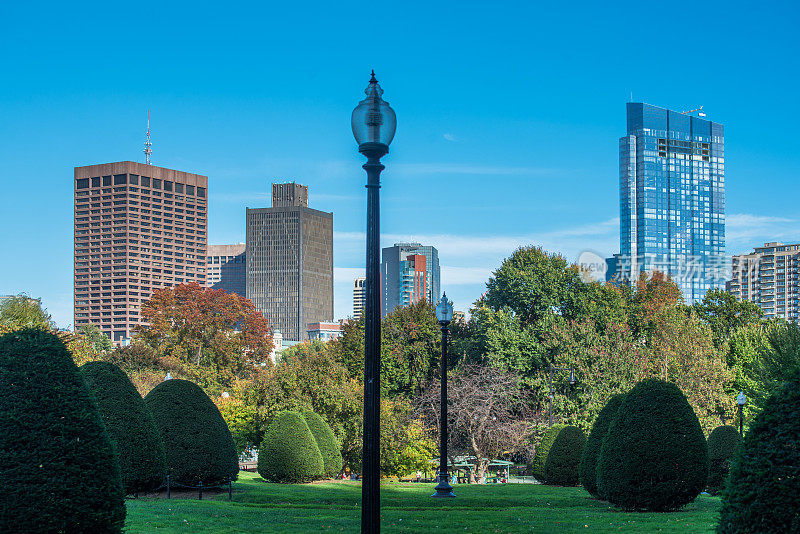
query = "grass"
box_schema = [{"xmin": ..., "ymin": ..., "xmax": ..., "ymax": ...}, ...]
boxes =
[{"xmin": 125, "ymin": 471, "xmax": 721, "ymax": 533}]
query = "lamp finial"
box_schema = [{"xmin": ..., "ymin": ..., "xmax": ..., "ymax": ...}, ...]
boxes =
[{"xmin": 370, "ymin": 70, "xmax": 378, "ymax": 84}]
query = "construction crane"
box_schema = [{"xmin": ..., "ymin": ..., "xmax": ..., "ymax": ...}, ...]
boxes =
[{"xmin": 681, "ymin": 106, "xmax": 706, "ymax": 117}]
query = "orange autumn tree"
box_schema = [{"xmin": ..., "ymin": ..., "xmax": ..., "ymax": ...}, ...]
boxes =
[{"xmin": 135, "ymin": 282, "xmax": 273, "ymax": 389}]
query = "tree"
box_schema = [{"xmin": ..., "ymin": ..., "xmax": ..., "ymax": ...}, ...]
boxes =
[
  {"xmin": 80, "ymin": 361, "xmax": 166, "ymax": 493},
  {"xmin": 542, "ymin": 425, "xmax": 585, "ymax": 486},
  {"xmin": 0, "ymin": 294, "xmax": 54, "ymax": 332},
  {"xmin": 0, "ymin": 329, "xmax": 125, "ymax": 532},
  {"xmin": 144, "ymin": 378, "xmax": 239, "ymax": 485},
  {"xmin": 78, "ymin": 324, "xmax": 113, "ymax": 353},
  {"xmin": 302, "ymin": 410, "xmax": 344, "ymax": 479},
  {"xmin": 692, "ymin": 288, "xmax": 763, "ymax": 347},
  {"xmin": 597, "ymin": 379, "xmax": 708, "ymax": 511},
  {"xmin": 135, "ymin": 282, "xmax": 273, "ymax": 392},
  {"xmin": 416, "ymin": 364, "xmax": 537, "ymax": 483},
  {"xmin": 717, "ymin": 370, "xmax": 800, "ymax": 533},
  {"xmin": 706, "ymin": 425, "xmax": 739, "ymax": 496},
  {"xmin": 257, "ymin": 411, "xmax": 324, "ymax": 483},
  {"xmin": 580, "ymin": 393, "xmax": 626, "ymax": 497}
]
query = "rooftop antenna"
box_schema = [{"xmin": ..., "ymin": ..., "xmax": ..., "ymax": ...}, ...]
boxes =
[{"xmin": 143, "ymin": 110, "xmax": 152, "ymax": 165}]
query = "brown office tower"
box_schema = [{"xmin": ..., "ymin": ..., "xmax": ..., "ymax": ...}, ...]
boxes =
[
  {"xmin": 246, "ymin": 183, "xmax": 333, "ymax": 341},
  {"xmin": 74, "ymin": 161, "xmax": 208, "ymax": 344}
]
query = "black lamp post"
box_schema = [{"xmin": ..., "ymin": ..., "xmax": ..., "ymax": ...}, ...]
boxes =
[
  {"xmin": 548, "ymin": 364, "xmax": 576, "ymax": 427},
  {"xmin": 432, "ymin": 293, "xmax": 456, "ymax": 498},
  {"xmin": 736, "ymin": 391, "xmax": 746, "ymax": 437},
  {"xmin": 352, "ymin": 70, "xmax": 396, "ymax": 534}
]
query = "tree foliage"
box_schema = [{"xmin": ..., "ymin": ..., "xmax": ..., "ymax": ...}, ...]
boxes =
[
  {"xmin": 80, "ymin": 361, "xmax": 166, "ymax": 493},
  {"xmin": 717, "ymin": 370, "xmax": 800, "ymax": 533},
  {"xmin": 144, "ymin": 378, "xmax": 239, "ymax": 485},
  {"xmin": 597, "ymin": 379, "xmax": 708, "ymax": 511},
  {"xmin": 529, "ymin": 424, "xmax": 564, "ymax": 482},
  {"xmin": 706, "ymin": 425, "xmax": 739, "ymax": 496},
  {"xmin": 0, "ymin": 294, "xmax": 54, "ymax": 332},
  {"xmin": 692, "ymin": 288, "xmax": 763, "ymax": 348},
  {"xmin": 302, "ymin": 410, "xmax": 343, "ymax": 479},
  {"xmin": 543, "ymin": 425, "xmax": 585, "ymax": 486},
  {"xmin": 0, "ymin": 329, "xmax": 125, "ymax": 532},
  {"xmin": 135, "ymin": 282, "xmax": 273, "ymax": 391},
  {"xmin": 580, "ymin": 393, "xmax": 626, "ymax": 497},
  {"xmin": 257, "ymin": 411, "xmax": 324, "ymax": 483}
]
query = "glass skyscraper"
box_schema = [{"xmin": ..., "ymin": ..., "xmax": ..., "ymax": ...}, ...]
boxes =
[
  {"xmin": 607, "ymin": 103, "xmax": 726, "ymax": 303},
  {"xmin": 381, "ymin": 242, "xmax": 440, "ymax": 316}
]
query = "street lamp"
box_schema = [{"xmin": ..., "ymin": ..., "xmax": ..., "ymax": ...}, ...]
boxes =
[
  {"xmin": 548, "ymin": 364, "xmax": 576, "ymax": 426},
  {"xmin": 352, "ymin": 70, "xmax": 396, "ymax": 533},
  {"xmin": 736, "ymin": 391, "xmax": 746, "ymax": 437},
  {"xmin": 432, "ymin": 293, "xmax": 456, "ymax": 498}
]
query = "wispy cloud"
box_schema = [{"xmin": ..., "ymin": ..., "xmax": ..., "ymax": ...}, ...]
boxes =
[
  {"xmin": 443, "ymin": 133, "xmax": 457, "ymax": 142},
  {"xmin": 392, "ymin": 163, "xmax": 558, "ymax": 176},
  {"xmin": 726, "ymin": 213, "xmax": 799, "ymax": 252}
]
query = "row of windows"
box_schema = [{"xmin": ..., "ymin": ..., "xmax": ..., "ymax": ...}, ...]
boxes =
[{"xmin": 76, "ymin": 174, "xmax": 206, "ymax": 198}]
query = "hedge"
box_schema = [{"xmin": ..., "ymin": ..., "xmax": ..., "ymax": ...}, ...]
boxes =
[
  {"xmin": 0, "ymin": 329, "xmax": 126, "ymax": 532},
  {"xmin": 144, "ymin": 379, "xmax": 238, "ymax": 485},
  {"xmin": 80, "ymin": 361, "xmax": 166, "ymax": 494},
  {"xmin": 258, "ymin": 411, "xmax": 324, "ymax": 483},
  {"xmin": 543, "ymin": 425, "xmax": 586, "ymax": 486},
  {"xmin": 597, "ymin": 379, "xmax": 707, "ymax": 511},
  {"xmin": 580, "ymin": 393, "xmax": 626, "ymax": 497},
  {"xmin": 706, "ymin": 425, "xmax": 739, "ymax": 496},
  {"xmin": 530, "ymin": 424, "xmax": 566, "ymax": 482},
  {"xmin": 717, "ymin": 371, "xmax": 800, "ymax": 533},
  {"xmin": 302, "ymin": 410, "xmax": 343, "ymax": 479}
]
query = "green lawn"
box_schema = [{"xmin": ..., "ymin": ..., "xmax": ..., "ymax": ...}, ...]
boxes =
[{"xmin": 125, "ymin": 472, "xmax": 721, "ymax": 533}]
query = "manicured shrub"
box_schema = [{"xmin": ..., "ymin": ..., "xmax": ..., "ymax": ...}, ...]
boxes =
[
  {"xmin": 258, "ymin": 411, "xmax": 324, "ymax": 483},
  {"xmin": 0, "ymin": 329, "xmax": 126, "ymax": 532},
  {"xmin": 144, "ymin": 378, "xmax": 238, "ymax": 485},
  {"xmin": 706, "ymin": 425, "xmax": 739, "ymax": 496},
  {"xmin": 543, "ymin": 425, "xmax": 586, "ymax": 486},
  {"xmin": 717, "ymin": 371, "xmax": 800, "ymax": 533},
  {"xmin": 302, "ymin": 410, "xmax": 343, "ymax": 479},
  {"xmin": 580, "ymin": 393, "xmax": 626, "ymax": 497},
  {"xmin": 80, "ymin": 361, "xmax": 166, "ymax": 493},
  {"xmin": 530, "ymin": 424, "xmax": 566, "ymax": 482},
  {"xmin": 597, "ymin": 379, "xmax": 707, "ymax": 511}
]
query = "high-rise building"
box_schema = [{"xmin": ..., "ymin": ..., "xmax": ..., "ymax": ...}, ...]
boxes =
[
  {"xmin": 74, "ymin": 161, "xmax": 208, "ymax": 343},
  {"xmin": 246, "ymin": 183, "xmax": 333, "ymax": 341},
  {"xmin": 608, "ymin": 103, "xmax": 726, "ymax": 303},
  {"xmin": 206, "ymin": 243, "xmax": 246, "ymax": 296},
  {"xmin": 727, "ymin": 242, "xmax": 800, "ymax": 321},
  {"xmin": 381, "ymin": 242, "xmax": 440, "ymax": 316},
  {"xmin": 353, "ymin": 276, "xmax": 366, "ymax": 320}
]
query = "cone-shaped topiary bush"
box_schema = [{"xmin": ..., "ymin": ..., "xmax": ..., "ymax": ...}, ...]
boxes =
[
  {"xmin": 530, "ymin": 424, "xmax": 566, "ymax": 482},
  {"xmin": 706, "ymin": 425, "xmax": 739, "ymax": 496},
  {"xmin": 80, "ymin": 361, "xmax": 166, "ymax": 493},
  {"xmin": 717, "ymin": 371, "xmax": 800, "ymax": 533},
  {"xmin": 0, "ymin": 329, "xmax": 126, "ymax": 532},
  {"xmin": 302, "ymin": 410, "xmax": 343, "ymax": 479},
  {"xmin": 580, "ymin": 393, "xmax": 626, "ymax": 497},
  {"xmin": 543, "ymin": 425, "xmax": 586, "ymax": 486},
  {"xmin": 144, "ymin": 378, "xmax": 238, "ymax": 485},
  {"xmin": 258, "ymin": 411, "xmax": 324, "ymax": 483},
  {"xmin": 597, "ymin": 379, "xmax": 707, "ymax": 511}
]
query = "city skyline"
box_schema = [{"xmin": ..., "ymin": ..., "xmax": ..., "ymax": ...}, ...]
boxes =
[{"xmin": 3, "ymin": 2, "xmax": 799, "ymax": 327}]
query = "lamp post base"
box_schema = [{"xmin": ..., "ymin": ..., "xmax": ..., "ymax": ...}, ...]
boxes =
[{"xmin": 431, "ymin": 475, "xmax": 456, "ymax": 498}]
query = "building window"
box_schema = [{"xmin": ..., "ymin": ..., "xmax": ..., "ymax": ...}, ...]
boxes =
[
  {"xmin": 175, "ymin": 183, "xmax": 184, "ymax": 194},
  {"xmin": 141, "ymin": 176, "xmax": 151, "ymax": 187},
  {"xmin": 91, "ymin": 177, "xmax": 101, "ymax": 188},
  {"xmin": 197, "ymin": 187, "xmax": 206, "ymax": 198},
  {"xmin": 76, "ymin": 178, "xmax": 89, "ymax": 189},
  {"xmin": 164, "ymin": 181, "xmax": 173, "ymax": 192},
  {"xmin": 103, "ymin": 176, "xmax": 112, "ymax": 186},
  {"xmin": 187, "ymin": 185, "xmax": 195, "ymax": 195},
  {"xmin": 114, "ymin": 174, "xmax": 127, "ymax": 185},
  {"xmin": 153, "ymin": 179, "xmax": 162, "ymax": 189}
]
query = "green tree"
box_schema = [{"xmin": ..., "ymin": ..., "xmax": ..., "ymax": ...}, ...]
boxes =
[
  {"xmin": 257, "ymin": 411, "xmax": 324, "ymax": 483},
  {"xmin": 78, "ymin": 324, "xmax": 113, "ymax": 353},
  {"xmin": 0, "ymin": 294, "xmax": 53, "ymax": 331},
  {"xmin": 692, "ymin": 288, "xmax": 763, "ymax": 347}
]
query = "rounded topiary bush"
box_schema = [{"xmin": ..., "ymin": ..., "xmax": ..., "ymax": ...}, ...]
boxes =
[
  {"xmin": 0, "ymin": 329, "xmax": 126, "ymax": 532},
  {"xmin": 580, "ymin": 393, "xmax": 626, "ymax": 497},
  {"xmin": 258, "ymin": 411, "xmax": 324, "ymax": 483},
  {"xmin": 597, "ymin": 379, "xmax": 708, "ymax": 511},
  {"xmin": 530, "ymin": 424, "xmax": 566, "ymax": 482},
  {"xmin": 144, "ymin": 378, "xmax": 238, "ymax": 485},
  {"xmin": 80, "ymin": 361, "xmax": 166, "ymax": 494},
  {"xmin": 543, "ymin": 425, "xmax": 586, "ymax": 486},
  {"xmin": 717, "ymin": 372, "xmax": 800, "ymax": 533},
  {"xmin": 706, "ymin": 425, "xmax": 739, "ymax": 496},
  {"xmin": 302, "ymin": 410, "xmax": 343, "ymax": 479}
]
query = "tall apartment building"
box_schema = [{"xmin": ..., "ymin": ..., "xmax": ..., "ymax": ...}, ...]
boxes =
[
  {"xmin": 74, "ymin": 161, "xmax": 208, "ymax": 343},
  {"xmin": 381, "ymin": 242, "xmax": 440, "ymax": 316},
  {"xmin": 246, "ymin": 183, "xmax": 333, "ymax": 341},
  {"xmin": 727, "ymin": 242, "xmax": 800, "ymax": 320},
  {"xmin": 607, "ymin": 103, "xmax": 727, "ymax": 303},
  {"xmin": 206, "ymin": 243, "xmax": 246, "ymax": 296},
  {"xmin": 353, "ymin": 276, "xmax": 366, "ymax": 320}
]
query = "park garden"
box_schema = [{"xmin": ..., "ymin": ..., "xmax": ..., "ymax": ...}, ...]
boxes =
[{"xmin": 1, "ymin": 245, "xmax": 799, "ymax": 532}]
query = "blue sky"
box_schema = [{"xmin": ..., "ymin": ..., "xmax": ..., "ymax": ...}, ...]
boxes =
[{"xmin": 1, "ymin": 1, "xmax": 798, "ymax": 327}]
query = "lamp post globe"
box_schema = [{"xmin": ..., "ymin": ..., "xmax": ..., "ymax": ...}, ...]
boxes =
[
  {"xmin": 354, "ymin": 71, "xmax": 396, "ymax": 533},
  {"xmin": 432, "ymin": 292, "xmax": 456, "ymax": 498}
]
